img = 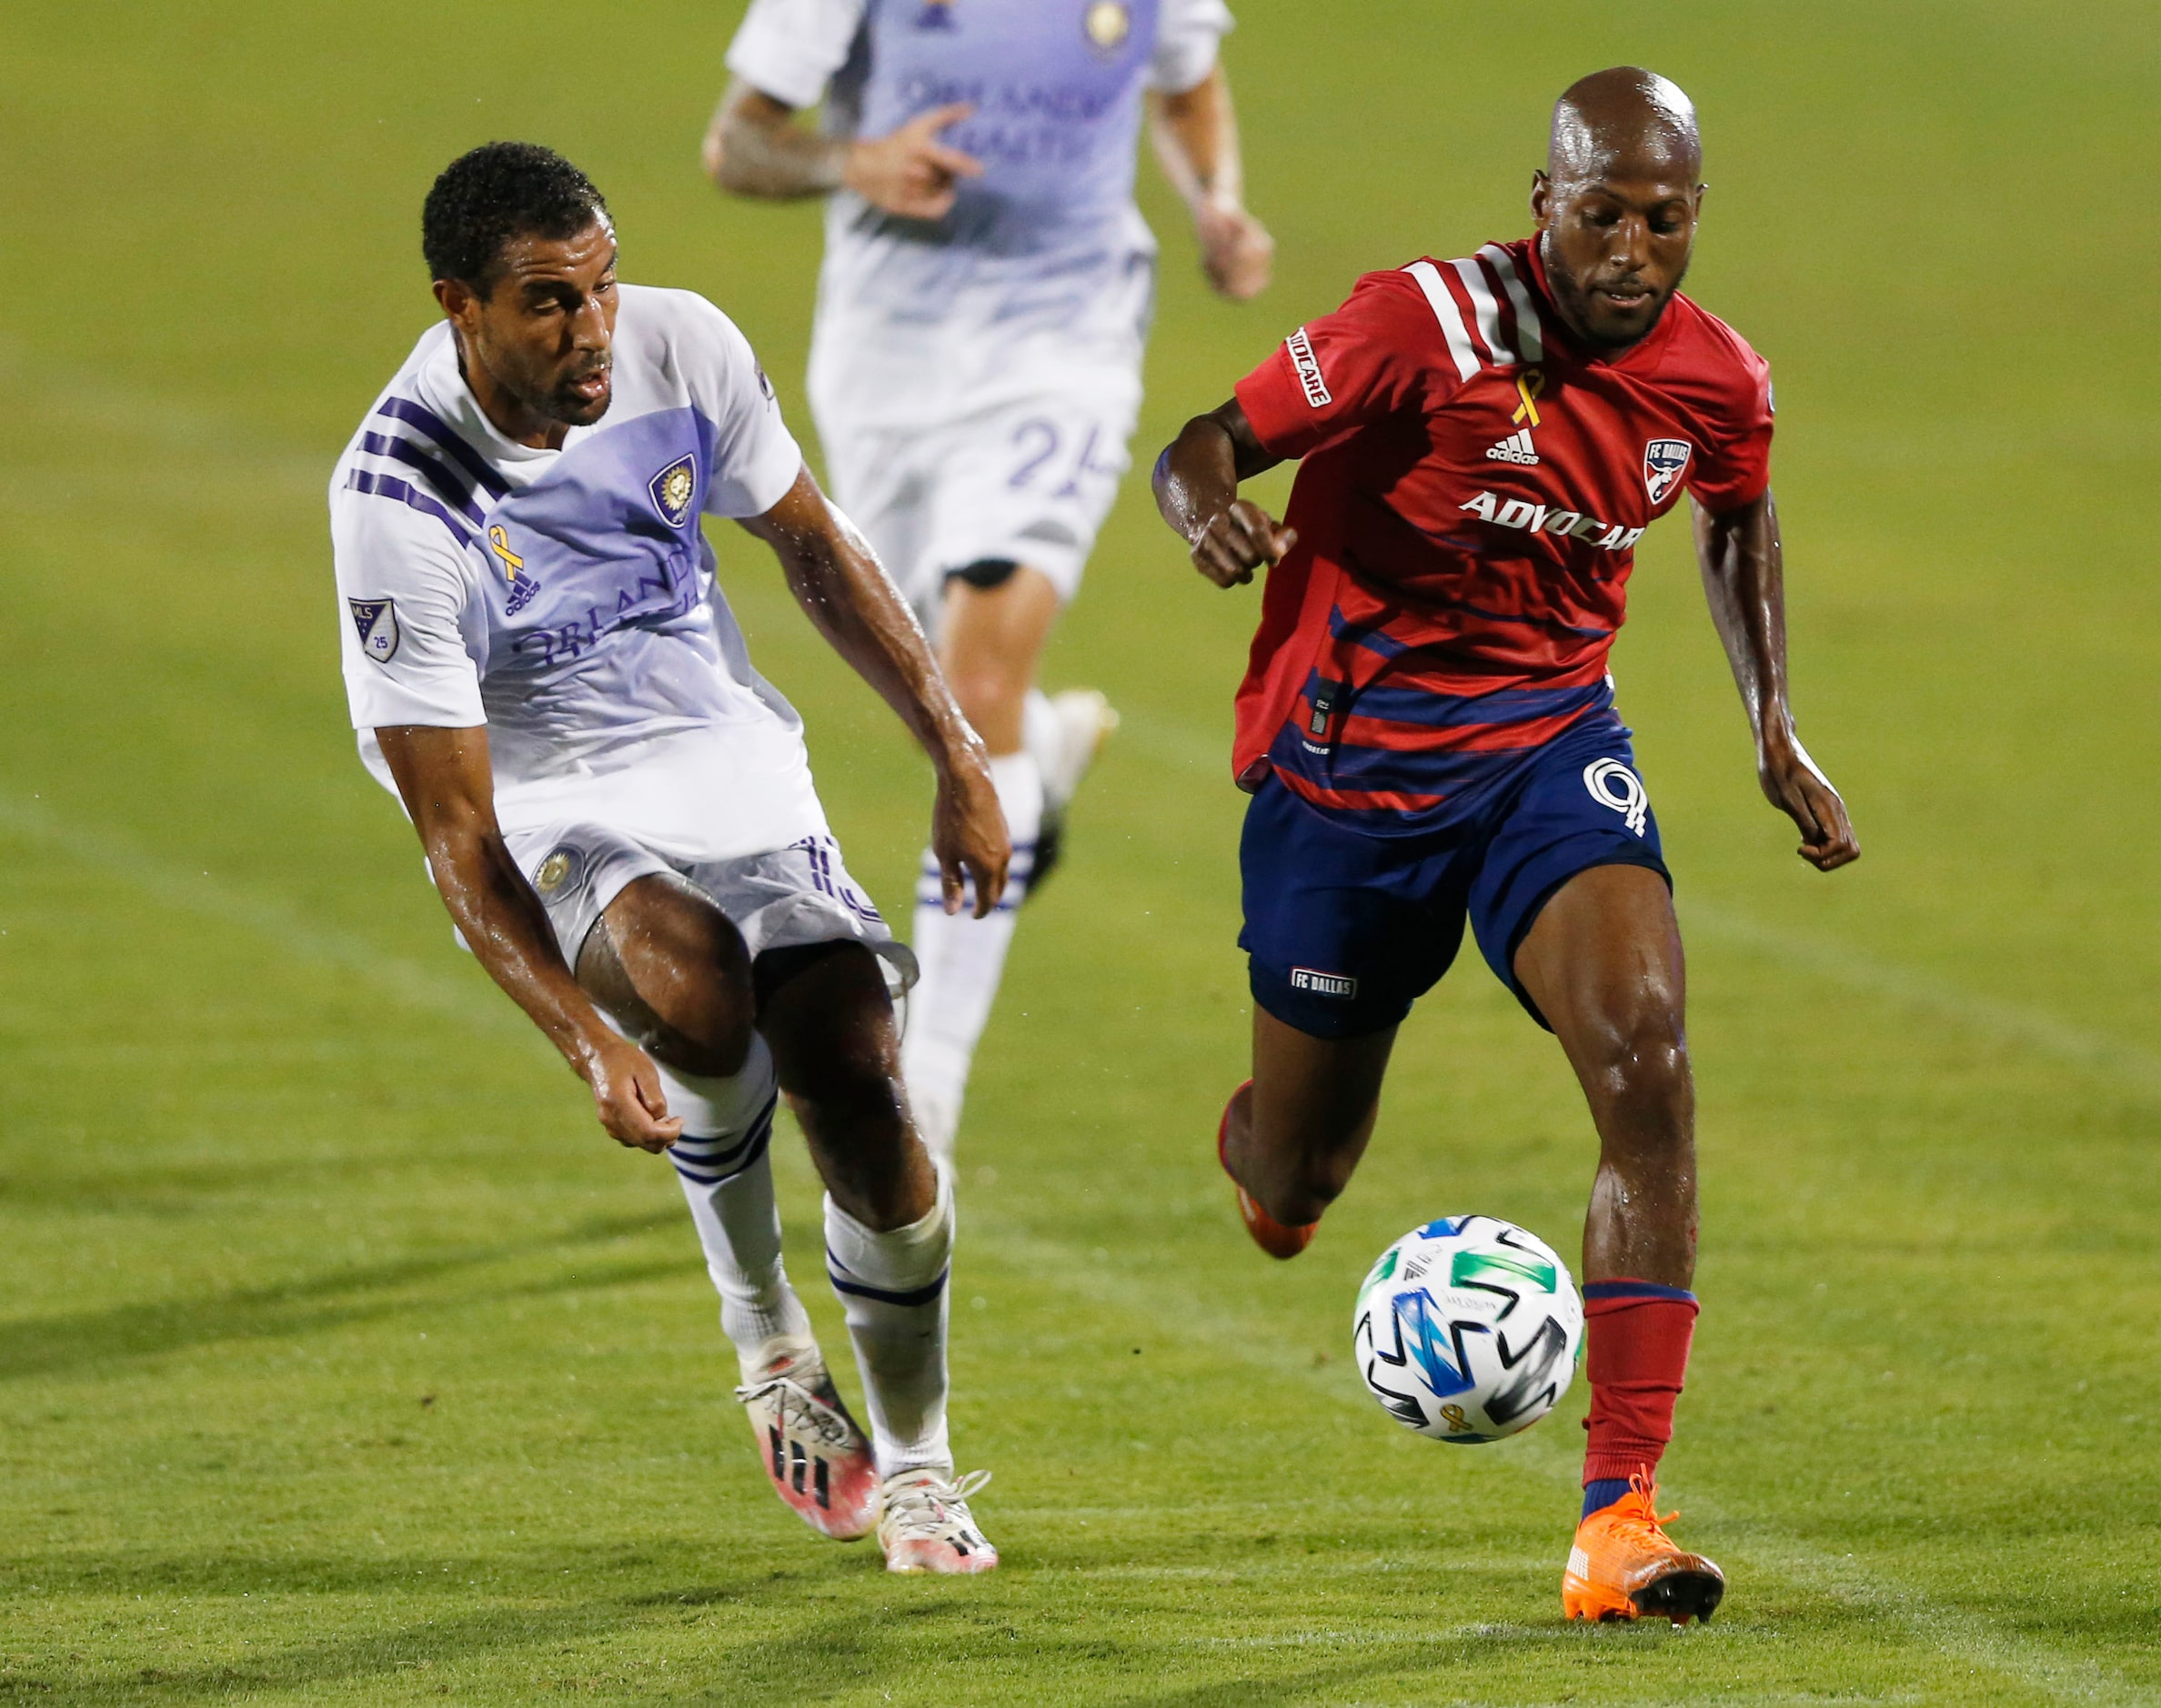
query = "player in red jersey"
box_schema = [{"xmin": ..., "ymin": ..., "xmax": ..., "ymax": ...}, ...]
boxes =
[{"xmin": 1152, "ymin": 67, "xmax": 1858, "ymax": 1623}]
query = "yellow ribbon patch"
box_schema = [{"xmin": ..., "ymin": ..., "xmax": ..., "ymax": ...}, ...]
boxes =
[
  {"xmin": 1512, "ymin": 368, "xmax": 1544, "ymax": 428},
  {"xmin": 487, "ymin": 525, "xmax": 525, "ymax": 584}
]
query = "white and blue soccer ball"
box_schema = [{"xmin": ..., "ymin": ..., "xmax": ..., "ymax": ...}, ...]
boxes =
[{"xmin": 1352, "ymin": 1215, "xmax": 1584, "ymax": 1443}]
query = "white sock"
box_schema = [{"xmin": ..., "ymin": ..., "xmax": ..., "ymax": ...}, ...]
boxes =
[
  {"xmin": 663, "ymin": 1036, "xmax": 814, "ymax": 1379},
  {"xmin": 824, "ymin": 1167, "xmax": 955, "ymax": 1479},
  {"xmin": 902, "ymin": 750, "xmax": 1041, "ymax": 1162}
]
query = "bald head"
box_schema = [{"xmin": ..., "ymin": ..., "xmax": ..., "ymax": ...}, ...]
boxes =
[
  {"xmin": 1532, "ymin": 68, "xmax": 1705, "ymax": 353},
  {"xmin": 1549, "ymin": 67, "xmax": 1701, "ymax": 187}
]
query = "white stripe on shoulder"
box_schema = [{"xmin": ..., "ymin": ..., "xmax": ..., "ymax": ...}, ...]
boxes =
[
  {"xmin": 1402, "ymin": 261, "xmax": 1481, "ymax": 383},
  {"xmin": 1477, "ymin": 243, "xmax": 1545, "ymax": 366},
  {"xmin": 1449, "ymin": 256, "xmax": 1516, "ymax": 367}
]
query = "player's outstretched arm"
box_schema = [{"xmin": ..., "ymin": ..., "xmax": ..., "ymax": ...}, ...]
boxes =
[
  {"xmin": 374, "ymin": 724, "xmax": 684, "ymax": 1152},
  {"xmin": 704, "ymin": 78, "xmax": 983, "ymax": 219},
  {"xmin": 1692, "ymin": 489, "xmax": 1860, "ymax": 871},
  {"xmin": 1153, "ymin": 399, "xmax": 1294, "ymax": 588},
  {"xmin": 738, "ymin": 467, "xmax": 1010, "ymax": 919},
  {"xmin": 1148, "ymin": 65, "xmax": 1273, "ymax": 301}
]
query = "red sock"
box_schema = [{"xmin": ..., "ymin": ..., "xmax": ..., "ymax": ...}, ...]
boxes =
[{"xmin": 1581, "ymin": 1281, "xmax": 1698, "ymax": 1492}]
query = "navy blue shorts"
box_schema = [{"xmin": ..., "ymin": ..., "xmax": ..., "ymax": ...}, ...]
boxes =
[{"xmin": 1240, "ymin": 713, "xmax": 1670, "ymax": 1039}]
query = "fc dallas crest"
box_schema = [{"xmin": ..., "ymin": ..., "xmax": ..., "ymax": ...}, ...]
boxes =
[{"xmin": 1643, "ymin": 438, "xmax": 1692, "ymax": 504}]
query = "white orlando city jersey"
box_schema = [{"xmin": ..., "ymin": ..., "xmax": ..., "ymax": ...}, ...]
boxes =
[
  {"xmin": 725, "ymin": 0, "xmax": 1233, "ymax": 425},
  {"xmin": 327, "ymin": 283, "xmax": 830, "ymax": 862}
]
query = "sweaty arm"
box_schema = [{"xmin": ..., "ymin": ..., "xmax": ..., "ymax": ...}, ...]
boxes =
[
  {"xmin": 703, "ymin": 78, "xmax": 983, "ymax": 219},
  {"xmin": 1693, "ymin": 489, "xmax": 1860, "ymax": 870},
  {"xmin": 739, "ymin": 467, "xmax": 1010, "ymax": 916},
  {"xmin": 1147, "ymin": 65, "xmax": 1273, "ymax": 300},
  {"xmin": 1153, "ymin": 399, "xmax": 1296, "ymax": 588},
  {"xmin": 374, "ymin": 725, "xmax": 683, "ymax": 1151}
]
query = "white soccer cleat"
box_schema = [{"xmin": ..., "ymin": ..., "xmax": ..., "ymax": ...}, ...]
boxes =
[
  {"xmin": 877, "ymin": 1468, "xmax": 1000, "ymax": 1574},
  {"xmin": 1026, "ymin": 688, "xmax": 1119, "ymax": 898},
  {"xmin": 1035, "ymin": 688, "xmax": 1120, "ymax": 812},
  {"xmin": 733, "ymin": 1339, "xmax": 879, "ymax": 1541}
]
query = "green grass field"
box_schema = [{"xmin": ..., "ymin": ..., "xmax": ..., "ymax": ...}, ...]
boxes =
[{"xmin": 4, "ymin": 0, "xmax": 2158, "ymax": 1700}]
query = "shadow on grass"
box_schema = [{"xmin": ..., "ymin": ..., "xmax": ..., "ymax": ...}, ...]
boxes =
[
  {"xmin": 10, "ymin": 1592, "xmax": 669, "ymax": 1703},
  {"xmin": 0, "ymin": 1210, "xmax": 680, "ymax": 1381},
  {"xmin": 8, "ymin": 1562, "xmax": 924, "ymax": 1703},
  {"xmin": 10, "ymin": 1557, "xmax": 2103, "ymax": 1705}
]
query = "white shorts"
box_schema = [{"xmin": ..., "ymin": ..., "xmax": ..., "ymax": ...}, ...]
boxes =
[
  {"xmin": 816, "ymin": 381, "xmax": 1142, "ymax": 622},
  {"xmin": 500, "ymin": 819, "xmax": 915, "ymax": 992}
]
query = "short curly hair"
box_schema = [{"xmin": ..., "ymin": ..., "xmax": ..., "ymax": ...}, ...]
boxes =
[{"xmin": 421, "ymin": 142, "xmax": 609, "ymax": 293}]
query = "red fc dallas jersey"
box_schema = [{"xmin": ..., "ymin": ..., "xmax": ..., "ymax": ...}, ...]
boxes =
[{"xmin": 1230, "ymin": 236, "xmax": 1773, "ymax": 827}]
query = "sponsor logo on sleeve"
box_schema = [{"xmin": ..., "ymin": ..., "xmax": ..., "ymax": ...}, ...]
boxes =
[
  {"xmin": 347, "ymin": 598, "xmax": 400, "ymax": 664},
  {"xmin": 1286, "ymin": 327, "xmax": 1332, "ymax": 407},
  {"xmin": 1290, "ymin": 967, "xmax": 1359, "ymax": 999},
  {"xmin": 648, "ymin": 455, "xmax": 698, "ymax": 527},
  {"xmin": 1643, "ymin": 438, "xmax": 1693, "ymax": 504}
]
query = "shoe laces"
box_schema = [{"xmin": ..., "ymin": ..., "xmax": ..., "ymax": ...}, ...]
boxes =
[
  {"xmin": 1604, "ymin": 1468, "xmax": 1681, "ymax": 1543},
  {"xmin": 880, "ymin": 1468, "xmax": 991, "ymax": 1540},
  {"xmin": 734, "ymin": 1372, "xmax": 854, "ymax": 1453}
]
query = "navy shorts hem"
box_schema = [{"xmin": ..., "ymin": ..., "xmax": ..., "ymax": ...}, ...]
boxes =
[
  {"xmin": 1237, "ymin": 713, "xmax": 1670, "ymax": 1040},
  {"xmin": 1496, "ymin": 848, "xmax": 1673, "ymax": 1032},
  {"xmin": 1247, "ymin": 956, "xmax": 1415, "ymax": 1040}
]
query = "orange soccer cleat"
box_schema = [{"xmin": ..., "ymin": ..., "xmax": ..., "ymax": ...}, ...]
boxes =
[
  {"xmin": 1562, "ymin": 1471, "xmax": 1725, "ymax": 1625},
  {"xmin": 1218, "ymin": 1080, "xmax": 1317, "ymax": 1260}
]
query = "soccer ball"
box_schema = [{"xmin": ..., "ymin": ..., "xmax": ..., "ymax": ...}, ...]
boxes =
[{"xmin": 1352, "ymin": 1215, "xmax": 1584, "ymax": 1443}]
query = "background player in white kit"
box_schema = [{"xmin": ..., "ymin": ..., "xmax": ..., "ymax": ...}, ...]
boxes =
[
  {"xmin": 329, "ymin": 144, "xmax": 1010, "ymax": 1572},
  {"xmin": 705, "ymin": 0, "xmax": 1273, "ymax": 1158}
]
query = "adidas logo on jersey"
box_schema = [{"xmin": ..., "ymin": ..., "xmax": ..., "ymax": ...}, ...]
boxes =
[{"xmin": 1485, "ymin": 428, "xmax": 1540, "ymax": 465}]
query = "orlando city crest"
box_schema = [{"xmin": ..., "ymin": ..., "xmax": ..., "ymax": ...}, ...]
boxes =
[
  {"xmin": 648, "ymin": 455, "xmax": 698, "ymax": 527},
  {"xmin": 347, "ymin": 597, "xmax": 399, "ymax": 665},
  {"xmin": 1643, "ymin": 437, "xmax": 1692, "ymax": 505}
]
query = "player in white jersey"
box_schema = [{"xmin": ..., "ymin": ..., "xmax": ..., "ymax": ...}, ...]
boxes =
[
  {"xmin": 705, "ymin": 0, "xmax": 1273, "ymax": 1159},
  {"xmin": 329, "ymin": 143, "xmax": 1010, "ymax": 1572}
]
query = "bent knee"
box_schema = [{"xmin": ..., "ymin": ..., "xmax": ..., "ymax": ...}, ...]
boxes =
[{"xmin": 1575, "ymin": 1000, "xmax": 1690, "ymax": 1095}]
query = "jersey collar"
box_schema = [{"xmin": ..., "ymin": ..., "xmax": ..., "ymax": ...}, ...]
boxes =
[
  {"xmin": 1521, "ymin": 232, "xmax": 1683, "ymax": 372},
  {"xmin": 417, "ymin": 327, "xmax": 591, "ymax": 473}
]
